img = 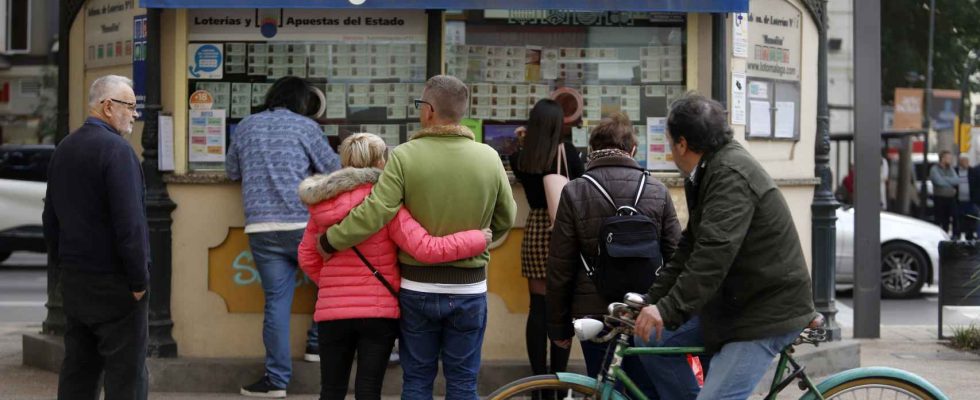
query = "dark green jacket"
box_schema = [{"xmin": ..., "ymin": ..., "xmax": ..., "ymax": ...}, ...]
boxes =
[{"xmin": 647, "ymin": 141, "xmax": 817, "ymax": 350}]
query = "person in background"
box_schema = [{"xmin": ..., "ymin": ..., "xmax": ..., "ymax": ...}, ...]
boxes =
[
  {"xmin": 298, "ymin": 133, "xmax": 491, "ymax": 400},
  {"xmin": 837, "ymin": 164, "xmax": 855, "ymax": 205},
  {"xmin": 930, "ymin": 150, "xmax": 959, "ymax": 235},
  {"xmin": 955, "ymin": 156, "xmax": 977, "ymax": 239},
  {"xmin": 45, "ymin": 75, "xmax": 149, "ymax": 399},
  {"xmin": 510, "ymin": 99, "xmax": 583, "ymax": 380},
  {"xmin": 547, "ymin": 113, "xmax": 693, "ymax": 399},
  {"xmin": 316, "ymin": 75, "xmax": 516, "ymax": 400},
  {"xmin": 226, "ymin": 76, "xmax": 342, "ymax": 398}
]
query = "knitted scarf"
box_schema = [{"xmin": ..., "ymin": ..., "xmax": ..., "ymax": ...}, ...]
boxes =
[{"xmin": 588, "ymin": 148, "xmax": 632, "ymax": 162}]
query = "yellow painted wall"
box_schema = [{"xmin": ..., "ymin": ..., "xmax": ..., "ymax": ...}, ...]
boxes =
[{"xmin": 168, "ymin": 181, "xmax": 586, "ymax": 360}]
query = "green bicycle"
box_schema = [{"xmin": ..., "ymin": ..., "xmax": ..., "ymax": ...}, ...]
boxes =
[{"xmin": 488, "ymin": 293, "xmax": 949, "ymax": 400}]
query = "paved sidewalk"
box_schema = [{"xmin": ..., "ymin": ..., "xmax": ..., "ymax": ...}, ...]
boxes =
[
  {"xmin": 4, "ymin": 322, "xmax": 977, "ymax": 399},
  {"xmin": 754, "ymin": 325, "xmax": 979, "ymax": 399}
]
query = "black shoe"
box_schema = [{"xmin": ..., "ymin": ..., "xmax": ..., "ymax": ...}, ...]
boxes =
[
  {"xmin": 304, "ymin": 344, "xmax": 320, "ymax": 362},
  {"xmin": 240, "ymin": 376, "xmax": 286, "ymax": 398}
]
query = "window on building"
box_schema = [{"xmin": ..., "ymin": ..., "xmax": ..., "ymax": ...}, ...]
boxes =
[{"xmin": 2, "ymin": 0, "xmax": 31, "ymax": 53}]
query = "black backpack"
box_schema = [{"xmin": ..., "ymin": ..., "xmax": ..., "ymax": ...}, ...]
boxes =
[{"xmin": 579, "ymin": 171, "xmax": 663, "ymax": 303}]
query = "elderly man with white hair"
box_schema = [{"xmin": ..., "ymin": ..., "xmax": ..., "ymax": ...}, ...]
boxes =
[{"xmin": 43, "ymin": 74, "xmax": 149, "ymax": 400}]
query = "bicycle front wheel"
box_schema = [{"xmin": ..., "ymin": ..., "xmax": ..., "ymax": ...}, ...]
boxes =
[
  {"xmin": 487, "ymin": 374, "xmax": 597, "ymax": 400},
  {"xmin": 820, "ymin": 376, "xmax": 941, "ymax": 399}
]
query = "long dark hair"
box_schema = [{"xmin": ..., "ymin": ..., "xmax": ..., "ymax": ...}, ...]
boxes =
[
  {"xmin": 263, "ymin": 76, "xmax": 310, "ymax": 115},
  {"xmin": 519, "ymin": 99, "xmax": 564, "ymax": 174}
]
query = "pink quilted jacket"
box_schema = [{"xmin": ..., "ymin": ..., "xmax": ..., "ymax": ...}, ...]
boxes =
[{"xmin": 297, "ymin": 167, "xmax": 487, "ymax": 322}]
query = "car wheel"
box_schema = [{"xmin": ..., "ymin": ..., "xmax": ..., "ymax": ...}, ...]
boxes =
[
  {"xmin": 0, "ymin": 251, "xmax": 10, "ymax": 264},
  {"xmin": 880, "ymin": 242, "xmax": 927, "ymax": 299}
]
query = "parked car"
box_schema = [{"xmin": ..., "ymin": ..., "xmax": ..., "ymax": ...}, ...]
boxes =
[
  {"xmin": 0, "ymin": 145, "xmax": 53, "ymax": 263},
  {"xmin": 835, "ymin": 206, "xmax": 948, "ymax": 298}
]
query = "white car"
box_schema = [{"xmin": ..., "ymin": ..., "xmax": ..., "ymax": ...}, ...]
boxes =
[
  {"xmin": 835, "ymin": 207, "xmax": 949, "ymax": 298},
  {"xmin": 0, "ymin": 145, "xmax": 52, "ymax": 263}
]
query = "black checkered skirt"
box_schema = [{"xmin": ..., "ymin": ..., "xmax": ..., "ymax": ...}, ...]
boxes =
[{"xmin": 521, "ymin": 208, "xmax": 552, "ymax": 279}]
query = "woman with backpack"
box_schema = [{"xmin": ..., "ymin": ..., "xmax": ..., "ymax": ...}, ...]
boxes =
[
  {"xmin": 545, "ymin": 113, "xmax": 701, "ymax": 400},
  {"xmin": 510, "ymin": 98, "xmax": 585, "ymax": 378},
  {"xmin": 297, "ymin": 133, "xmax": 491, "ymax": 400}
]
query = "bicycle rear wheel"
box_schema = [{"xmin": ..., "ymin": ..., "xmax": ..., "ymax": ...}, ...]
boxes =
[
  {"xmin": 820, "ymin": 376, "xmax": 941, "ymax": 399},
  {"xmin": 487, "ymin": 375, "xmax": 597, "ymax": 400}
]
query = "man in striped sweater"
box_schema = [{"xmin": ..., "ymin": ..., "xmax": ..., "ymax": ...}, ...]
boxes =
[{"xmin": 226, "ymin": 76, "xmax": 341, "ymax": 398}]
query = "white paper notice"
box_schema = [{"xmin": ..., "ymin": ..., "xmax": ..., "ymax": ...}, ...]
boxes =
[
  {"xmin": 158, "ymin": 115, "xmax": 175, "ymax": 171},
  {"xmin": 572, "ymin": 126, "xmax": 589, "ymax": 147},
  {"xmin": 749, "ymin": 100, "xmax": 771, "ymax": 137},
  {"xmin": 733, "ymin": 13, "xmax": 749, "ymax": 58},
  {"xmin": 731, "ymin": 72, "xmax": 747, "ymax": 125},
  {"xmin": 541, "ymin": 49, "xmax": 559, "ymax": 80},
  {"xmin": 598, "ymin": 62, "xmax": 636, "ymax": 80},
  {"xmin": 748, "ymin": 81, "xmax": 769, "ymax": 99},
  {"xmin": 774, "ymin": 101, "xmax": 796, "ymax": 139}
]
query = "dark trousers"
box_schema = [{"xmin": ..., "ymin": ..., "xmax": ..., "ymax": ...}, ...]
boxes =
[
  {"xmin": 934, "ymin": 196, "xmax": 956, "ymax": 234},
  {"xmin": 317, "ymin": 318, "xmax": 398, "ymax": 400},
  {"xmin": 955, "ymin": 201, "xmax": 978, "ymax": 239},
  {"xmin": 58, "ymin": 270, "xmax": 148, "ymax": 400}
]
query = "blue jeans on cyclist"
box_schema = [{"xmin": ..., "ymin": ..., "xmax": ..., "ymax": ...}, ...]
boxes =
[
  {"xmin": 582, "ymin": 317, "xmax": 703, "ymax": 400},
  {"xmin": 693, "ymin": 329, "xmax": 801, "ymax": 400}
]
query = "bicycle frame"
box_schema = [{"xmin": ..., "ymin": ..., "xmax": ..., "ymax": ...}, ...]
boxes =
[
  {"xmin": 584, "ymin": 334, "xmax": 824, "ymax": 400},
  {"xmin": 765, "ymin": 350, "xmax": 824, "ymax": 400}
]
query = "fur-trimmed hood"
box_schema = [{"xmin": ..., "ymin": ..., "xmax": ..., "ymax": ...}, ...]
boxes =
[
  {"xmin": 298, "ymin": 167, "xmax": 382, "ymax": 205},
  {"xmin": 409, "ymin": 124, "xmax": 475, "ymax": 141}
]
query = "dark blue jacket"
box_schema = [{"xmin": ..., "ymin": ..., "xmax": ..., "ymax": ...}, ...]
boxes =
[
  {"xmin": 969, "ymin": 165, "xmax": 980, "ymax": 205},
  {"xmin": 42, "ymin": 118, "xmax": 150, "ymax": 291}
]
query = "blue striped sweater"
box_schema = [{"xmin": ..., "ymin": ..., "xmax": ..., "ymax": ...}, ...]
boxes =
[{"xmin": 226, "ymin": 108, "xmax": 341, "ymax": 226}]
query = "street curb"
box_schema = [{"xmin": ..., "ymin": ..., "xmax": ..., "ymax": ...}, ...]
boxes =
[{"xmin": 23, "ymin": 333, "xmax": 858, "ymax": 395}]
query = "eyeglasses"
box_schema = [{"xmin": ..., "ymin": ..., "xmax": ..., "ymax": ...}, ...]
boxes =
[
  {"xmin": 105, "ymin": 98, "xmax": 137, "ymax": 112},
  {"xmin": 413, "ymin": 99, "xmax": 434, "ymax": 112}
]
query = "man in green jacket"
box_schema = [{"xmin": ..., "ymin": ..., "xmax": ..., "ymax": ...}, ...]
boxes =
[
  {"xmin": 318, "ymin": 75, "xmax": 516, "ymax": 400},
  {"xmin": 635, "ymin": 94, "xmax": 819, "ymax": 399}
]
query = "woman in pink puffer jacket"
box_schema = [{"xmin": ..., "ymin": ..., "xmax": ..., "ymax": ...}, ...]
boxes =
[{"xmin": 297, "ymin": 133, "xmax": 489, "ymax": 400}]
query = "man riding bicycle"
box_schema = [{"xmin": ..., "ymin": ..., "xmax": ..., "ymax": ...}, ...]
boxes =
[{"xmin": 634, "ymin": 94, "xmax": 821, "ymax": 400}]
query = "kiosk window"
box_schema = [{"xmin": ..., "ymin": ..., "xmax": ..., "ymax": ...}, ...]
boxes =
[
  {"xmin": 745, "ymin": 78, "xmax": 800, "ymax": 141},
  {"xmin": 445, "ymin": 10, "xmax": 686, "ymax": 170},
  {"xmin": 185, "ymin": 9, "xmax": 428, "ymax": 172}
]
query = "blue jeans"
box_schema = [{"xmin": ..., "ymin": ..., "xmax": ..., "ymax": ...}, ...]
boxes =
[
  {"xmin": 398, "ymin": 288, "xmax": 488, "ymax": 400},
  {"xmin": 696, "ymin": 330, "xmax": 801, "ymax": 400},
  {"xmin": 247, "ymin": 229, "xmax": 319, "ymax": 388},
  {"xmin": 633, "ymin": 317, "xmax": 704, "ymax": 400},
  {"xmin": 581, "ymin": 317, "xmax": 702, "ymax": 400}
]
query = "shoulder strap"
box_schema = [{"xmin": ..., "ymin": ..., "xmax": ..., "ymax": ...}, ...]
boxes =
[
  {"xmin": 555, "ymin": 144, "xmax": 570, "ymax": 177},
  {"xmin": 581, "ymin": 174, "xmax": 617, "ymax": 210},
  {"xmin": 583, "ymin": 171, "xmax": 649, "ymax": 211},
  {"xmin": 633, "ymin": 172, "xmax": 648, "ymax": 207},
  {"xmin": 351, "ymin": 246, "xmax": 398, "ymax": 298}
]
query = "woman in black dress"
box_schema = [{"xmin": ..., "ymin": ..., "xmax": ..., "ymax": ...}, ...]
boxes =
[{"xmin": 510, "ymin": 98, "xmax": 584, "ymax": 378}]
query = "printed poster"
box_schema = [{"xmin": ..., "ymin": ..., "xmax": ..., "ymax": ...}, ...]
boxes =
[
  {"xmin": 646, "ymin": 117, "xmax": 675, "ymax": 170},
  {"xmin": 733, "ymin": 13, "xmax": 748, "ymax": 58},
  {"xmin": 189, "ymin": 109, "xmax": 226, "ymax": 162},
  {"xmin": 132, "ymin": 15, "xmax": 147, "ymax": 120},
  {"xmin": 731, "ymin": 72, "xmax": 747, "ymax": 125},
  {"xmin": 85, "ymin": 0, "xmax": 140, "ymax": 68},
  {"xmin": 188, "ymin": 43, "xmax": 224, "ymax": 80}
]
